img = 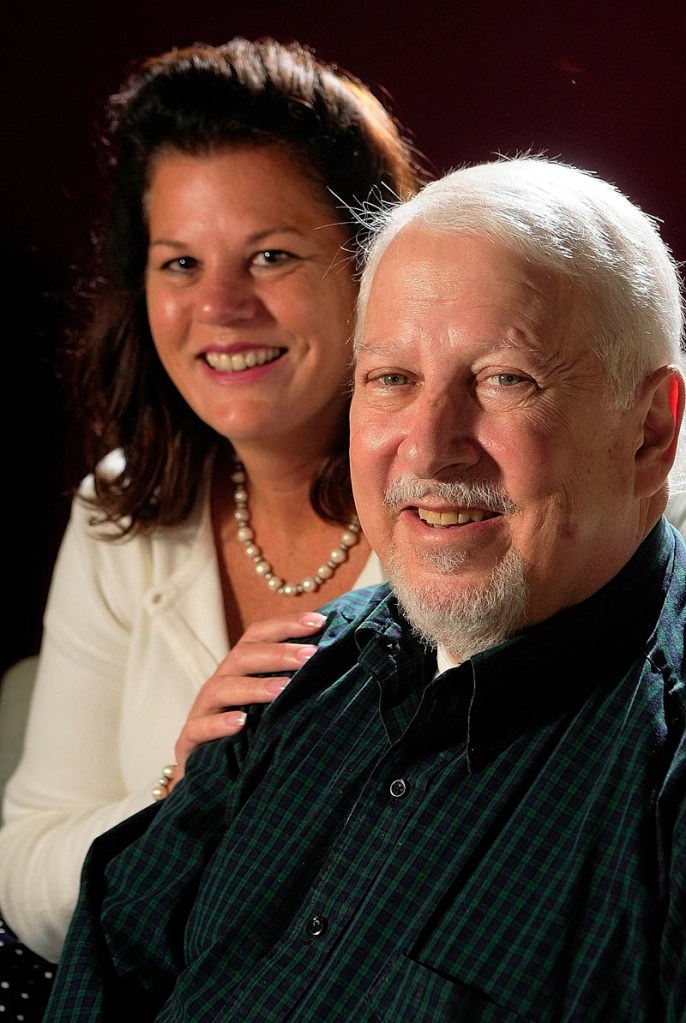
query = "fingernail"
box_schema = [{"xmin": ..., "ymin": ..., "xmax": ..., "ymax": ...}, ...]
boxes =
[
  {"xmin": 266, "ymin": 677, "xmax": 290, "ymax": 694},
  {"xmin": 300, "ymin": 613, "xmax": 327, "ymax": 627},
  {"xmin": 295, "ymin": 645, "xmax": 318, "ymax": 664}
]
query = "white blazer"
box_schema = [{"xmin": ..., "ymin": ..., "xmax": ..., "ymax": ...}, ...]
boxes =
[{"xmin": 0, "ymin": 471, "xmax": 384, "ymax": 962}]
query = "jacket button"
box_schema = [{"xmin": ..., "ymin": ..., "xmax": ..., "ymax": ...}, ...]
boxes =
[
  {"xmin": 306, "ymin": 914, "xmax": 328, "ymax": 937},
  {"xmin": 389, "ymin": 778, "xmax": 408, "ymax": 798}
]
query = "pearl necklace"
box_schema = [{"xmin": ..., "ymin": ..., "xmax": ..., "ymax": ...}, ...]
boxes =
[{"xmin": 232, "ymin": 462, "xmax": 361, "ymax": 596}]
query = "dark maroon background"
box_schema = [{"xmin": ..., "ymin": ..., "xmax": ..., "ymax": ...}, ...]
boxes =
[{"xmin": 4, "ymin": 0, "xmax": 686, "ymax": 674}]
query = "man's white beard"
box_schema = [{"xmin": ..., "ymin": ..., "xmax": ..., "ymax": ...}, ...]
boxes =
[{"xmin": 385, "ymin": 543, "xmax": 529, "ymax": 662}]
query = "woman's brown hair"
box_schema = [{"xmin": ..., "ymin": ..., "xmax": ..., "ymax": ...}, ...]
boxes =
[{"xmin": 72, "ymin": 37, "xmax": 426, "ymax": 536}]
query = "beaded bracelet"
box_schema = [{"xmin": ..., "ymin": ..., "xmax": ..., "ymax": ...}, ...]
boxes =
[{"xmin": 152, "ymin": 763, "xmax": 177, "ymax": 801}]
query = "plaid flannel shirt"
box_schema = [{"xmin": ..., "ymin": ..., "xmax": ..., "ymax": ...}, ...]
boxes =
[{"xmin": 46, "ymin": 519, "xmax": 686, "ymax": 1022}]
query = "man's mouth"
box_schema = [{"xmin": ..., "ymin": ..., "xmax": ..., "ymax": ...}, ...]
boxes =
[
  {"xmin": 416, "ymin": 507, "xmax": 499, "ymax": 528},
  {"xmin": 204, "ymin": 347, "xmax": 285, "ymax": 373}
]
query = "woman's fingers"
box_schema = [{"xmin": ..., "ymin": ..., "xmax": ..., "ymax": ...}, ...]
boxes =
[
  {"xmin": 211, "ymin": 611, "xmax": 327, "ymax": 679},
  {"xmin": 215, "ymin": 640, "xmax": 319, "ymax": 678},
  {"xmin": 172, "ymin": 704, "xmax": 249, "ymax": 781},
  {"xmin": 191, "ymin": 672, "xmax": 293, "ymax": 716},
  {"xmin": 232, "ymin": 611, "xmax": 327, "ymax": 645},
  {"xmin": 185, "ymin": 655, "xmax": 306, "ymax": 724},
  {"xmin": 168, "ymin": 612, "xmax": 329, "ymax": 791},
  {"xmin": 178, "ymin": 706, "xmax": 249, "ymax": 750}
]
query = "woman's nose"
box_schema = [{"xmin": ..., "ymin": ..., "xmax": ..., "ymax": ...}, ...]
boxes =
[{"xmin": 196, "ymin": 269, "xmax": 262, "ymax": 324}]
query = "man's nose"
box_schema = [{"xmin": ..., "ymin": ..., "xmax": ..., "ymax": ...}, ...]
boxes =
[{"xmin": 398, "ymin": 391, "xmax": 481, "ymax": 479}]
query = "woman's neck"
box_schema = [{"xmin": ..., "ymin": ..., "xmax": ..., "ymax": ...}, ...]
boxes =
[
  {"xmin": 215, "ymin": 444, "xmax": 328, "ymax": 527},
  {"xmin": 210, "ymin": 442, "xmax": 369, "ymax": 643}
]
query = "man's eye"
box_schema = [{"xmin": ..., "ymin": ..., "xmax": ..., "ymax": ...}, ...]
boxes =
[
  {"xmin": 252, "ymin": 250, "xmax": 293, "ymax": 267},
  {"xmin": 492, "ymin": 373, "xmax": 526, "ymax": 386},
  {"xmin": 376, "ymin": 373, "xmax": 410, "ymax": 386}
]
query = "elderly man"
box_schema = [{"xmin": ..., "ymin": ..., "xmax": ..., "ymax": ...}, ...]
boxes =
[{"xmin": 46, "ymin": 157, "xmax": 685, "ymax": 1022}]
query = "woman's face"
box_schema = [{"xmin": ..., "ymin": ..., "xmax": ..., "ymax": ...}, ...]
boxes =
[{"xmin": 145, "ymin": 146, "xmax": 358, "ymax": 456}]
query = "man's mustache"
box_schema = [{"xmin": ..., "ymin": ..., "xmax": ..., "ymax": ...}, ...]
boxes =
[{"xmin": 383, "ymin": 476, "xmax": 518, "ymax": 515}]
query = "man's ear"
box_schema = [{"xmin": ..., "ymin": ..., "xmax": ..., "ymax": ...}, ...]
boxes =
[{"xmin": 634, "ymin": 365, "xmax": 685, "ymax": 497}]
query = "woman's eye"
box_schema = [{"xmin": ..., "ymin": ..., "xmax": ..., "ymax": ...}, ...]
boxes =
[
  {"xmin": 252, "ymin": 249, "xmax": 293, "ymax": 268},
  {"xmin": 376, "ymin": 372, "xmax": 410, "ymax": 386},
  {"xmin": 162, "ymin": 255, "xmax": 197, "ymax": 273}
]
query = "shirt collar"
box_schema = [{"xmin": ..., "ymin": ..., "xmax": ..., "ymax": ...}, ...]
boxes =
[{"xmin": 352, "ymin": 519, "xmax": 677, "ymax": 769}]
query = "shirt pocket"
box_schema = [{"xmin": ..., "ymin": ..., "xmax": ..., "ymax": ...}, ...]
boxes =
[{"xmin": 369, "ymin": 955, "xmax": 538, "ymax": 1022}]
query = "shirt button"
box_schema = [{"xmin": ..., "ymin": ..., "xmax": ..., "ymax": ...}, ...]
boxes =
[
  {"xmin": 306, "ymin": 914, "xmax": 328, "ymax": 937},
  {"xmin": 389, "ymin": 778, "xmax": 408, "ymax": 798}
]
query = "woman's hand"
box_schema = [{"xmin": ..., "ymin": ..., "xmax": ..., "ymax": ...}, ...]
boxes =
[{"xmin": 165, "ymin": 611, "xmax": 327, "ymax": 793}]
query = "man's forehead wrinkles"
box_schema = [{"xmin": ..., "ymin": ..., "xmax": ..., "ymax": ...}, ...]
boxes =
[
  {"xmin": 399, "ymin": 262, "xmax": 458, "ymax": 290},
  {"xmin": 353, "ymin": 339, "xmax": 408, "ymax": 361},
  {"xmin": 376, "ymin": 253, "xmax": 459, "ymax": 291},
  {"xmin": 355, "ymin": 328, "xmax": 538, "ymax": 361}
]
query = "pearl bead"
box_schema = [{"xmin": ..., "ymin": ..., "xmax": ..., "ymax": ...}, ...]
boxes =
[{"xmin": 232, "ymin": 461, "xmax": 360, "ymax": 597}]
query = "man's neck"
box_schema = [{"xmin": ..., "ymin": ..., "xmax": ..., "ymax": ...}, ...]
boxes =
[{"xmin": 436, "ymin": 645, "xmax": 461, "ymax": 674}]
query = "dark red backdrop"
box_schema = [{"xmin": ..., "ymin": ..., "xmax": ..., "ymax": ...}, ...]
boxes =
[{"xmin": 4, "ymin": 0, "xmax": 685, "ymax": 673}]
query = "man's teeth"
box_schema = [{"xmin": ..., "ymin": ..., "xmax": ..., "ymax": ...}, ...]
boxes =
[
  {"xmin": 204, "ymin": 347, "xmax": 282, "ymax": 373},
  {"xmin": 417, "ymin": 508, "xmax": 492, "ymax": 527}
]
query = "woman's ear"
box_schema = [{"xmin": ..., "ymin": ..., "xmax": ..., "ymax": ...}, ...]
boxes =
[{"xmin": 634, "ymin": 365, "xmax": 685, "ymax": 497}]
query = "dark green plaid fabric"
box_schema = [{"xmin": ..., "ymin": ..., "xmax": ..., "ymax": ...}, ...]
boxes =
[{"xmin": 46, "ymin": 520, "xmax": 686, "ymax": 1022}]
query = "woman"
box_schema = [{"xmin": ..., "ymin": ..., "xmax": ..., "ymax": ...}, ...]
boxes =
[{"xmin": 0, "ymin": 35, "xmax": 424, "ymax": 1018}]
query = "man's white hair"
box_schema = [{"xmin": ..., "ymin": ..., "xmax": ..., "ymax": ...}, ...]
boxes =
[{"xmin": 355, "ymin": 155, "xmax": 686, "ymax": 488}]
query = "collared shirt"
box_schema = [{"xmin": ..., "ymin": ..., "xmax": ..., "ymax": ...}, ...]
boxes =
[{"xmin": 46, "ymin": 520, "xmax": 686, "ymax": 1022}]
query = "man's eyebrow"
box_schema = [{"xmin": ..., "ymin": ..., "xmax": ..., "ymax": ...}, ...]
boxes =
[{"xmin": 352, "ymin": 339, "xmax": 399, "ymax": 360}]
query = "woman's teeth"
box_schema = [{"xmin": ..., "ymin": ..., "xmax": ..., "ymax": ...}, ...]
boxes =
[
  {"xmin": 417, "ymin": 508, "xmax": 493, "ymax": 527},
  {"xmin": 204, "ymin": 347, "xmax": 283, "ymax": 373}
]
